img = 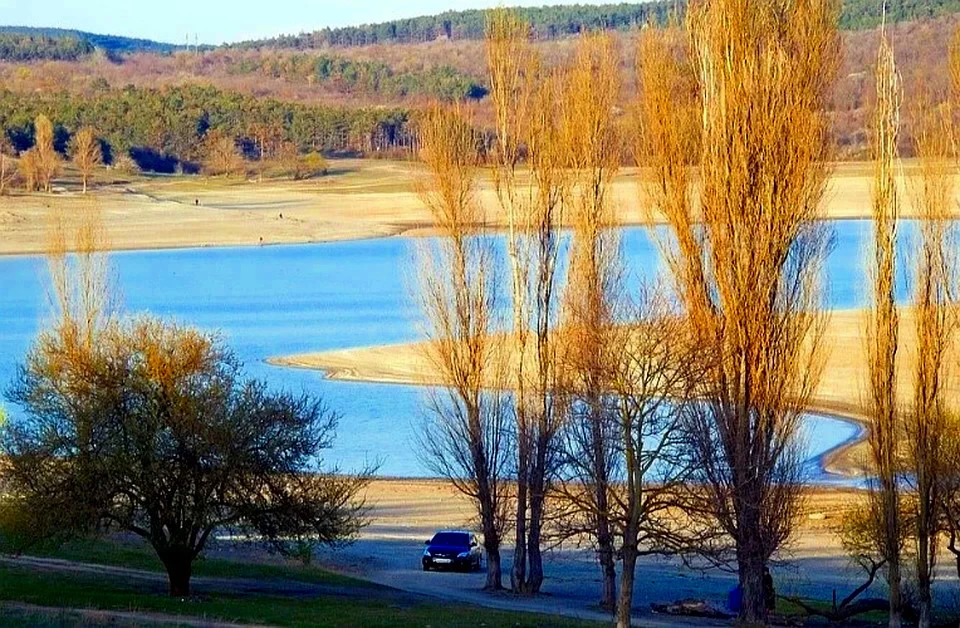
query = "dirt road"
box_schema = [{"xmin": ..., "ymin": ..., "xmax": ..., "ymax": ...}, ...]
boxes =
[{"xmin": 312, "ymin": 480, "xmax": 960, "ymax": 624}]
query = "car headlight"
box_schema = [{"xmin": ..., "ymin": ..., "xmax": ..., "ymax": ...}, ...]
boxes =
[
  {"xmin": 423, "ymin": 549, "xmax": 432, "ymax": 557},
  {"xmin": 457, "ymin": 551, "xmax": 470, "ymax": 559}
]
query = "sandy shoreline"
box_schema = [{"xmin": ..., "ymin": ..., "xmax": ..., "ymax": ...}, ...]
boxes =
[
  {"xmin": 356, "ymin": 477, "xmax": 868, "ymax": 567},
  {"xmin": 269, "ymin": 309, "xmax": 960, "ymax": 480},
  {"xmin": 357, "ymin": 477, "xmax": 869, "ymax": 557},
  {"xmin": 6, "ymin": 158, "xmax": 952, "ymax": 481},
  {"xmin": 360, "ymin": 476, "xmax": 864, "ymax": 523},
  {"xmin": 1, "ymin": 159, "xmax": 957, "ymax": 257}
]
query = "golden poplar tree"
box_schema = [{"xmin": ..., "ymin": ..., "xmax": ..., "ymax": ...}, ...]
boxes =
[{"xmin": 71, "ymin": 127, "xmax": 102, "ymax": 193}]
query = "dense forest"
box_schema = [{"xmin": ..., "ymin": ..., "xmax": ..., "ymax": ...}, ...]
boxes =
[
  {"xmin": 229, "ymin": 53, "xmax": 486, "ymax": 100},
  {"xmin": 2, "ymin": 0, "xmax": 959, "ymax": 62},
  {"xmin": 232, "ymin": 0, "xmax": 960, "ymax": 49},
  {"xmin": 0, "ymin": 85, "xmax": 414, "ymax": 172},
  {"xmin": 0, "ymin": 2, "xmax": 957, "ymax": 162},
  {"xmin": 231, "ymin": 3, "xmax": 670, "ymax": 48},
  {"xmin": 0, "ymin": 33, "xmax": 94, "ymax": 61},
  {"xmin": 0, "ymin": 26, "xmax": 181, "ymax": 56},
  {"xmin": 840, "ymin": 0, "xmax": 960, "ymax": 28}
]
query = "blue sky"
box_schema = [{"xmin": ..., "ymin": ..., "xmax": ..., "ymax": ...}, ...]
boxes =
[{"xmin": 0, "ymin": 1, "xmax": 608, "ymax": 45}]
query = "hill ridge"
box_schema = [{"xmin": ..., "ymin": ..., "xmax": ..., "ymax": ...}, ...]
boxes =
[
  {"xmin": 228, "ymin": 0, "xmax": 960, "ymax": 49},
  {"xmin": 0, "ymin": 25, "xmax": 186, "ymax": 54}
]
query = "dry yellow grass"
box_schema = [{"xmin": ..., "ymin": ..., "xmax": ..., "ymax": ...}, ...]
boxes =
[{"xmin": 0, "ymin": 159, "xmax": 952, "ymax": 256}]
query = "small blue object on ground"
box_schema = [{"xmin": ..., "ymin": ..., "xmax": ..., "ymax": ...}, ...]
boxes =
[{"xmin": 727, "ymin": 584, "xmax": 742, "ymax": 614}]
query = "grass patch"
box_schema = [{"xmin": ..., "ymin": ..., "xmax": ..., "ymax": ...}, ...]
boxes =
[
  {"xmin": 20, "ymin": 536, "xmax": 361, "ymax": 587},
  {"xmin": 0, "ymin": 562, "xmax": 601, "ymax": 627}
]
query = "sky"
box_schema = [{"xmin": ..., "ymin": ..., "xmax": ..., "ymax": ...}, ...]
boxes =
[{"xmin": 0, "ymin": 0, "xmax": 611, "ymax": 46}]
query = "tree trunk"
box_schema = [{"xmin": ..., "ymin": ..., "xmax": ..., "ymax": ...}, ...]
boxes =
[
  {"xmin": 526, "ymin": 484, "xmax": 545, "ymax": 594},
  {"xmin": 616, "ymin": 544, "xmax": 638, "ymax": 628},
  {"xmin": 485, "ymin": 542, "xmax": 503, "ymax": 591},
  {"xmin": 82, "ymin": 176, "xmax": 87, "ymax": 194},
  {"xmin": 918, "ymin": 593, "xmax": 931, "ymax": 628},
  {"xmin": 598, "ymin": 520, "xmax": 617, "ymax": 611},
  {"xmin": 736, "ymin": 535, "xmax": 766, "ymax": 624},
  {"xmin": 591, "ymin": 396, "xmax": 615, "ymax": 611},
  {"xmin": 888, "ymin": 553, "xmax": 902, "ymax": 628},
  {"xmin": 512, "ymin": 459, "xmax": 528, "ymax": 593},
  {"xmin": 917, "ymin": 519, "xmax": 931, "ymax": 628},
  {"xmin": 162, "ymin": 553, "xmax": 193, "ymax": 597}
]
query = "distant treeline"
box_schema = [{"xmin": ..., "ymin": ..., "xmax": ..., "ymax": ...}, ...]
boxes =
[
  {"xmin": 0, "ymin": 26, "xmax": 186, "ymax": 57},
  {"xmin": 229, "ymin": 53, "xmax": 486, "ymax": 100},
  {"xmin": 0, "ymin": 33, "xmax": 95, "ymax": 61},
  {"xmin": 840, "ymin": 0, "xmax": 960, "ymax": 29},
  {"xmin": 3, "ymin": 0, "xmax": 958, "ymax": 63},
  {"xmin": 0, "ymin": 85, "xmax": 414, "ymax": 172},
  {"xmin": 231, "ymin": 3, "xmax": 672, "ymax": 48},
  {"xmin": 231, "ymin": 0, "xmax": 960, "ymax": 49}
]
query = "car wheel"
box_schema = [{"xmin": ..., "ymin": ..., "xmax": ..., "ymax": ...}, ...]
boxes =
[{"xmin": 422, "ymin": 564, "xmax": 430, "ymax": 572}]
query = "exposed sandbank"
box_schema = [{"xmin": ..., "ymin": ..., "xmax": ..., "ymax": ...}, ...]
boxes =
[
  {"xmin": 271, "ymin": 309, "xmax": 957, "ymax": 479},
  {"xmin": 1, "ymin": 159, "xmax": 953, "ymax": 256}
]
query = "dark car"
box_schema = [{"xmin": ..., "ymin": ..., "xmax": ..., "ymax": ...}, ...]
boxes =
[{"xmin": 422, "ymin": 531, "xmax": 482, "ymax": 572}]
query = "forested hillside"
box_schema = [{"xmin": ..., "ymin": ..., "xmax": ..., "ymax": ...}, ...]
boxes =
[
  {"xmin": 0, "ymin": 1, "xmax": 957, "ymax": 169},
  {"xmin": 0, "ymin": 33, "xmax": 94, "ymax": 61},
  {"xmin": 0, "ymin": 26, "xmax": 182, "ymax": 60},
  {"xmin": 231, "ymin": 3, "xmax": 669, "ymax": 48},
  {"xmin": 0, "ymin": 85, "xmax": 414, "ymax": 172},
  {"xmin": 228, "ymin": 53, "xmax": 486, "ymax": 100},
  {"xmin": 232, "ymin": 0, "xmax": 960, "ymax": 49}
]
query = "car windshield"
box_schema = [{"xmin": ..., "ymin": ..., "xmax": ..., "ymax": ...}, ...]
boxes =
[{"xmin": 430, "ymin": 532, "xmax": 469, "ymax": 547}]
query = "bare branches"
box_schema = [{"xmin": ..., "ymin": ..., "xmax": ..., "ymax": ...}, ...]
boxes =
[
  {"xmin": 21, "ymin": 114, "xmax": 61, "ymax": 192},
  {"xmin": 866, "ymin": 29, "xmax": 906, "ymax": 628},
  {"xmin": 4, "ymin": 317, "xmax": 369, "ymax": 597},
  {"xmin": 557, "ymin": 28, "xmax": 625, "ymax": 611},
  {"xmin": 636, "ymin": 0, "xmax": 840, "ymax": 622},
  {"xmin": 45, "ymin": 198, "xmax": 115, "ymax": 353},
  {"xmin": 202, "ymin": 130, "xmax": 244, "ymax": 177},
  {"xmin": 70, "ymin": 127, "xmax": 102, "ymax": 194},
  {"xmin": 415, "ymin": 103, "xmax": 509, "ymax": 591},
  {"xmin": 906, "ymin": 79, "xmax": 958, "ymax": 628},
  {"xmin": 486, "ymin": 8, "xmax": 573, "ymax": 596}
]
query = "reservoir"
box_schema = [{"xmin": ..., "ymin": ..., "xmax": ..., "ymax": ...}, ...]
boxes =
[{"xmin": 0, "ymin": 220, "xmax": 914, "ymax": 477}]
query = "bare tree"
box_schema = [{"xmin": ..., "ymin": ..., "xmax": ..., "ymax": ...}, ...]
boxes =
[
  {"xmin": 556, "ymin": 30, "xmax": 623, "ymax": 610},
  {"xmin": 44, "ymin": 198, "xmax": 113, "ymax": 346},
  {"xmin": 486, "ymin": 8, "xmax": 569, "ymax": 595},
  {"xmin": 609, "ymin": 300, "xmax": 715, "ymax": 628},
  {"xmin": 939, "ymin": 22, "xmax": 960, "ymax": 595},
  {"xmin": 248, "ymin": 120, "xmax": 280, "ymax": 183},
  {"xmin": 70, "ymin": 127, "xmax": 102, "ymax": 193},
  {"xmin": 35, "ymin": 114, "xmax": 61, "ymax": 192},
  {"xmin": 794, "ymin": 506, "xmax": 894, "ymax": 621},
  {"xmin": 636, "ymin": 0, "xmax": 840, "ymax": 621},
  {"xmin": 202, "ymin": 130, "xmax": 244, "ymax": 177},
  {"xmin": 485, "ymin": 8, "xmax": 536, "ymax": 594},
  {"xmin": 414, "ymin": 104, "xmax": 510, "ymax": 591},
  {"xmin": 21, "ymin": 114, "xmax": 61, "ymax": 192},
  {"xmin": 559, "ymin": 286, "xmax": 713, "ymax": 626},
  {"xmin": 906, "ymin": 99, "xmax": 957, "ymax": 628},
  {"xmin": 867, "ymin": 30, "xmax": 906, "ymax": 628}
]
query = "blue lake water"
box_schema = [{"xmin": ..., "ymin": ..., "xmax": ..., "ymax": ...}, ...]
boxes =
[{"xmin": 0, "ymin": 220, "xmax": 918, "ymax": 479}]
